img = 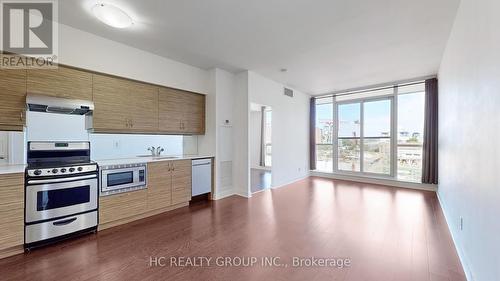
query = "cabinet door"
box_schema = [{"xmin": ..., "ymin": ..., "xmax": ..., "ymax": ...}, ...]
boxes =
[
  {"xmin": 147, "ymin": 161, "xmax": 172, "ymax": 211},
  {"xmin": 128, "ymin": 81, "xmax": 158, "ymax": 132},
  {"xmin": 171, "ymin": 160, "xmax": 192, "ymax": 205},
  {"xmin": 0, "ymin": 174, "xmax": 24, "ymax": 251},
  {"xmin": 27, "ymin": 66, "xmax": 92, "ymax": 100},
  {"xmin": 99, "ymin": 190, "xmax": 147, "ymax": 224},
  {"xmin": 0, "ymin": 69, "xmax": 26, "ymax": 131},
  {"xmin": 92, "ymin": 74, "xmax": 133, "ymax": 131},
  {"xmin": 158, "ymin": 88, "xmax": 185, "ymax": 133},
  {"xmin": 183, "ymin": 93, "xmax": 205, "ymax": 134}
]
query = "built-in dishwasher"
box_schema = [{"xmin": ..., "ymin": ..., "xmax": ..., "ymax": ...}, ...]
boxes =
[{"xmin": 191, "ymin": 158, "xmax": 212, "ymax": 196}]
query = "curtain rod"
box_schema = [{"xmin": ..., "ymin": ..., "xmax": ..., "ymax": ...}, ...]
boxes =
[{"xmin": 314, "ymin": 75, "xmax": 436, "ymax": 99}]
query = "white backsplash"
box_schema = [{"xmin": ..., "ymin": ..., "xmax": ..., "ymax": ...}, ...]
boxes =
[
  {"xmin": 90, "ymin": 134, "xmax": 184, "ymax": 160},
  {"xmin": 24, "ymin": 111, "xmax": 198, "ymax": 161}
]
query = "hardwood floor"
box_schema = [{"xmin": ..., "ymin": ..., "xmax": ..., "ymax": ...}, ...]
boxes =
[
  {"xmin": 0, "ymin": 177, "xmax": 465, "ymax": 281},
  {"xmin": 251, "ymin": 168, "xmax": 272, "ymax": 193}
]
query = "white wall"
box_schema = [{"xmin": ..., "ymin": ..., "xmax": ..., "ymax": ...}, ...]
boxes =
[
  {"xmin": 213, "ymin": 69, "xmax": 236, "ymax": 199},
  {"xmin": 6, "ymin": 22, "xmax": 211, "ymax": 164},
  {"xmin": 249, "ymin": 110, "xmax": 262, "ymax": 168},
  {"xmin": 232, "ymin": 72, "xmax": 250, "ymax": 197},
  {"xmin": 438, "ymin": 0, "xmax": 500, "ymax": 280},
  {"xmin": 58, "ymin": 23, "xmax": 209, "ymax": 94},
  {"xmin": 248, "ymin": 71, "xmax": 310, "ymax": 189}
]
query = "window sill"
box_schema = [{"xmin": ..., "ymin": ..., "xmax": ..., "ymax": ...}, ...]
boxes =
[{"xmin": 310, "ymin": 170, "xmax": 436, "ymax": 192}]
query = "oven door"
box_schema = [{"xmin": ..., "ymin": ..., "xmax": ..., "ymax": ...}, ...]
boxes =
[{"xmin": 25, "ymin": 175, "xmax": 98, "ymax": 223}]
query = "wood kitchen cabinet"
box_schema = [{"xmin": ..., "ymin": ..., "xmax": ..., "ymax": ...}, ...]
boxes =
[
  {"xmin": 99, "ymin": 189, "xmax": 147, "ymax": 225},
  {"xmin": 159, "ymin": 88, "xmax": 205, "ymax": 134},
  {"xmin": 147, "ymin": 161, "xmax": 172, "ymax": 211},
  {"xmin": 99, "ymin": 160, "xmax": 191, "ymax": 230},
  {"xmin": 0, "ymin": 69, "xmax": 26, "ymax": 131},
  {"xmin": 147, "ymin": 159, "xmax": 192, "ymax": 210},
  {"xmin": 91, "ymin": 74, "xmax": 159, "ymax": 133},
  {"xmin": 0, "ymin": 173, "xmax": 24, "ymax": 258},
  {"xmin": 27, "ymin": 66, "xmax": 92, "ymax": 100},
  {"xmin": 171, "ymin": 160, "xmax": 192, "ymax": 205}
]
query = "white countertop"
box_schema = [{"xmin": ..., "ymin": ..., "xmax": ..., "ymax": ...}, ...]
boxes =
[
  {"xmin": 95, "ymin": 155, "xmax": 214, "ymax": 166},
  {"xmin": 0, "ymin": 164, "xmax": 26, "ymax": 175},
  {"xmin": 0, "ymin": 155, "xmax": 214, "ymax": 174}
]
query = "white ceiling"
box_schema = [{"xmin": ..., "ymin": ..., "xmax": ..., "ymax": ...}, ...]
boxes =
[{"xmin": 59, "ymin": 0, "xmax": 460, "ymax": 95}]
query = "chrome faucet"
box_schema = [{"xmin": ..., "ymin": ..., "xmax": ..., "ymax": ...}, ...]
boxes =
[{"xmin": 147, "ymin": 146, "xmax": 165, "ymax": 157}]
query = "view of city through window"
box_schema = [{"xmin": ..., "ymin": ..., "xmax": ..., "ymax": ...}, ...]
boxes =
[{"xmin": 315, "ymin": 83, "xmax": 425, "ymax": 182}]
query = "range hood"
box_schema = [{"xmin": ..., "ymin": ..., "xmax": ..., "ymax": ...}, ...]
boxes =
[{"xmin": 26, "ymin": 94, "xmax": 94, "ymax": 115}]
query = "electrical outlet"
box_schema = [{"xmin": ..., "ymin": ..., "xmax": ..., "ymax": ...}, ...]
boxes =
[
  {"xmin": 113, "ymin": 141, "xmax": 120, "ymax": 149},
  {"xmin": 460, "ymin": 217, "xmax": 464, "ymax": 231}
]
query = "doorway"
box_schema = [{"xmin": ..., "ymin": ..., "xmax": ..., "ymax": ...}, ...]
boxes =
[{"xmin": 250, "ymin": 103, "xmax": 272, "ymax": 193}]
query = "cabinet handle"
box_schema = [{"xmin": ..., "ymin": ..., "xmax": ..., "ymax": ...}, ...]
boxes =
[{"xmin": 20, "ymin": 110, "xmax": 24, "ymax": 121}]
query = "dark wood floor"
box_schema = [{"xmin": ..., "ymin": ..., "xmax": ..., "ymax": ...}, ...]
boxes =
[
  {"xmin": 0, "ymin": 177, "xmax": 465, "ymax": 281},
  {"xmin": 251, "ymin": 168, "xmax": 272, "ymax": 193}
]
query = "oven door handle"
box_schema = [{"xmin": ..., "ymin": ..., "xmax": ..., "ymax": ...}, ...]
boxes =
[
  {"xmin": 52, "ymin": 217, "xmax": 77, "ymax": 226},
  {"xmin": 27, "ymin": 175, "xmax": 97, "ymax": 185}
]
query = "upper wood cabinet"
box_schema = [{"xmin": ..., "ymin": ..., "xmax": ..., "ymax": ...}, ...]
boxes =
[
  {"xmin": 0, "ymin": 69, "xmax": 26, "ymax": 131},
  {"xmin": 159, "ymin": 88, "xmax": 205, "ymax": 134},
  {"xmin": 0, "ymin": 173, "xmax": 24, "ymax": 255},
  {"xmin": 27, "ymin": 66, "xmax": 92, "ymax": 100},
  {"xmin": 91, "ymin": 74, "xmax": 158, "ymax": 133}
]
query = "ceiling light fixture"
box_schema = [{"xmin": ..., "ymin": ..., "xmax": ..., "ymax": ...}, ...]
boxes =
[{"xmin": 92, "ymin": 3, "xmax": 133, "ymax": 29}]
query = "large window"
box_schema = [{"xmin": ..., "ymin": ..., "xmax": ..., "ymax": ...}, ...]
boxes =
[
  {"xmin": 397, "ymin": 84, "xmax": 425, "ymax": 182},
  {"xmin": 315, "ymin": 97, "xmax": 334, "ymax": 171},
  {"xmin": 314, "ymin": 82, "xmax": 425, "ymax": 183}
]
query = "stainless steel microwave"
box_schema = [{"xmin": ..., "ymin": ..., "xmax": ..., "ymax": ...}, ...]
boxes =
[{"xmin": 100, "ymin": 163, "xmax": 147, "ymax": 196}]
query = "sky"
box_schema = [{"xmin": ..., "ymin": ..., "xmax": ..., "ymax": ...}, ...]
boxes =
[{"xmin": 316, "ymin": 92, "xmax": 425, "ymax": 138}]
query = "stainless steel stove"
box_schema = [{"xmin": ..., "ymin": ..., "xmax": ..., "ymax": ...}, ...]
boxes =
[{"xmin": 25, "ymin": 141, "xmax": 98, "ymax": 249}]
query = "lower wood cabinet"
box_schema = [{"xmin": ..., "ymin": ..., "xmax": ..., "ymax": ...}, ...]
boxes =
[
  {"xmin": 0, "ymin": 173, "xmax": 24, "ymax": 257},
  {"xmin": 171, "ymin": 160, "xmax": 192, "ymax": 205},
  {"xmin": 99, "ymin": 189, "xmax": 147, "ymax": 224},
  {"xmin": 99, "ymin": 160, "xmax": 192, "ymax": 228},
  {"xmin": 147, "ymin": 161, "xmax": 172, "ymax": 211}
]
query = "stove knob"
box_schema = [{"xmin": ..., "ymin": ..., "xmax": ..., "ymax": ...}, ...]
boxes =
[
  {"xmin": 60, "ymin": 168, "xmax": 67, "ymax": 173},
  {"xmin": 77, "ymin": 167, "xmax": 83, "ymax": 172},
  {"xmin": 34, "ymin": 169, "xmax": 42, "ymax": 176},
  {"xmin": 69, "ymin": 167, "xmax": 75, "ymax": 173},
  {"xmin": 52, "ymin": 168, "xmax": 58, "ymax": 174}
]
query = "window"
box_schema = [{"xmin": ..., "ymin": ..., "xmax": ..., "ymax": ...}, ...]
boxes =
[
  {"xmin": 315, "ymin": 97, "xmax": 334, "ymax": 171},
  {"xmin": 397, "ymin": 84, "xmax": 425, "ymax": 182},
  {"xmin": 363, "ymin": 99, "xmax": 392, "ymax": 175},
  {"xmin": 313, "ymin": 81, "xmax": 426, "ymax": 183},
  {"xmin": 338, "ymin": 103, "xmax": 361, "ymax": 172}
]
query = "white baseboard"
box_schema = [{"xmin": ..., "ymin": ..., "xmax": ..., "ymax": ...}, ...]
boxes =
[
  {"xmin": 271, "ymin": 174, "xmax": 310, "ymax": 190},
  {"xmin": 436, "ymin": 192, "xmax": 473, "ymax": 281},
  {"xmin": 310, "ymin": 171, "xmax": 437, "ymax": 192}
]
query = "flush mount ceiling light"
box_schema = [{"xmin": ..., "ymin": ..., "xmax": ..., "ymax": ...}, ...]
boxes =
[{"xmin": 92, "ymin": 3, "xmax": 133, "ymax": 28}]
